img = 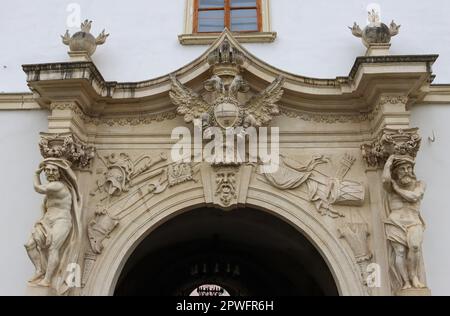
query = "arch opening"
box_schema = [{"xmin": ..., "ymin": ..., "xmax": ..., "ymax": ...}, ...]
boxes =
[{"xmin": 114, "ymin": 207, "xmax": 339, "ymax": 296}]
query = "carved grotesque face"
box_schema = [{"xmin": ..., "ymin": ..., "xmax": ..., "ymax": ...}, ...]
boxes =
[
  {"xmin": 216, "ymin": 171, "xmax": 237, "ymax": 205},
  {"xmin": 44, "ymin": 164, "xmax": 60, "ymax": 182},
  {"xmin": 394, "ymin": 162, "xmax": 415, "ymax": 186}
]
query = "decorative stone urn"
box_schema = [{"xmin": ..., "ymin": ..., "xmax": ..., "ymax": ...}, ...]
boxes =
[
  {"xmin": 61, "ymin": 20, "xmax": 109, "ymax": 60},
  {"xmin": 349, "ymin": 9, "xmax": 400, "ymax": 56}
]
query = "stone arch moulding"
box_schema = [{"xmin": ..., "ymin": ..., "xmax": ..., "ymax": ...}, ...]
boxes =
[{"xmin": 82, "ymin": 185, "xmax": 365, "ymax": 296}]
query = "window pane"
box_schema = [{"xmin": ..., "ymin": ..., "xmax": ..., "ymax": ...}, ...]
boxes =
[
  {"xmin": 231, "ymin": 0, "xmax": 256, "ymax": 7},
  {"xmin": 231, "ymin": 9, "xmax": 258, "ymax": 31},
  {"xmin": 199, "ymin": 0, "xmax": 224, "ymax": 8},
  {"xmin": 198, "ymin": 10, "xmax": 225, "ymax": 32}
]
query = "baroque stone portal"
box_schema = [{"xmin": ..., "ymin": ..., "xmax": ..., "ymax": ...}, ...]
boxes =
[{"xmin": 21, "ymin": 27, "xmax": 437, "ymax": 296}]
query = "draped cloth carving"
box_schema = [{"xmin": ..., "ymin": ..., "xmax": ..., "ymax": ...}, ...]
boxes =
[{"xmin": 261, "ymin": 155, "xmax": 365, "ymax": 218}]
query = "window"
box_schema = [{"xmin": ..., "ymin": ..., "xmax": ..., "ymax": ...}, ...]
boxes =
[
  {"xmin": 195, "ymin": 0, "xmax": 261, "ymax": 33},
  {"xmin": 180, "ymin": 0, "xmax": 276, "ymax": 45}
]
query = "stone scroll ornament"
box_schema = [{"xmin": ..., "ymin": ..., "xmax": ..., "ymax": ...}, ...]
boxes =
[
  {"xmin": 24, "ymin": 158, "xmax": 83, "ymax": 295},
  {"xmin": 260, "ymin": 154, "xmax": 365, "ymax": 218}
]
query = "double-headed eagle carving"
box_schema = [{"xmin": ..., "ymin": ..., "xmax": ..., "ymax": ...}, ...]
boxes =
[{"xmin": 169, "ymin": 74, "xmax": 284, "ymax": 129}]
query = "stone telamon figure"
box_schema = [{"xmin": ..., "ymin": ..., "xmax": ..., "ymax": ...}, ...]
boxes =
[
  {"xmin": 382, "ymin": 155, "xmax": 426, "ymax": 290},
  {"xmin": 24, "ymin": 158, "xmax": 82, "ymax": 294}
]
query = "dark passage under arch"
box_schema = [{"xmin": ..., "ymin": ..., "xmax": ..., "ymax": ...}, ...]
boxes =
[{"xmin": 114, "ymin": 207, "xmax": 338, "ymax": 296}]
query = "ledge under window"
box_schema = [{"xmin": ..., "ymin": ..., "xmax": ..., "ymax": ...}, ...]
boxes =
[{"xmin": 178, "ymin": 31, "xmax": 277, "ymax": 45}]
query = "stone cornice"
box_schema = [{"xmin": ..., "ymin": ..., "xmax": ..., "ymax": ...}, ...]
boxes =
[
  {"xmin": 420, "ymin": 84, "xmax": 450, "ymax": 104},
  {"xmin": 347, "ymin": 55, "xmax": 438, "ymax": 81},
  {"xmin": 178, "ymin": 32, "xmax": 277, "ymax": 45},
  {"xmin": 18, "ymin": 30, "xmax": 439, "ymax": 117},
  {"xmin": 0, "ymin": 92, "xmax": 39, "ymax": 110}
]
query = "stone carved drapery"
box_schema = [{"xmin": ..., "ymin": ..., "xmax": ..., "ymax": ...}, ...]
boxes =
[
  {"xmin": 260, "ymin": 155, "xmax": 365, "ymax": 218},
  {"xmin": 25, "ymin": 158, "xmax": 83, "ymax": 295}
]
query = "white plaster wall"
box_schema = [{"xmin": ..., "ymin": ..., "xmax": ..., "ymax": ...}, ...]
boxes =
[
  {"xmin": 410, "ymin": 105, "xmax": 450, "ymax": 296},
  {"xmin": 0, "ymin": 0, "xmax": 450, "ymax": 295},
  {"xmin": 1, "ymin": 0, "xmax": 450, "ymax": 92},
  {"xmin": 0, "ymin": 110, "xmax": 49, "ymax": 295}
]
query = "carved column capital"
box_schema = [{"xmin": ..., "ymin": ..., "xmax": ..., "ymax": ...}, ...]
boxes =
[
  {"xmin": 361, "ymin": 128, "xmax": 421, "ymax": 168},
  {"xmin": 39, "ymin": 132, "xmax": 95, "ymax": 169}
]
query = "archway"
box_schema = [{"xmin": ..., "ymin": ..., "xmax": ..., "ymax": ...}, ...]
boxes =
[
  {"xmin": 82, "ymin": 186, "xmax": 364, "ymax": 296},
  {"xmin": 114, "ymin": 207, "xmax": 338, "ymax": 296}
]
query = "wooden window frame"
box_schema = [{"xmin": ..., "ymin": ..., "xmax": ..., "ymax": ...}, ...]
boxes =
[{"xmin": 193, "ymin": 0, "xmax": 262, "ymax": 33}]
